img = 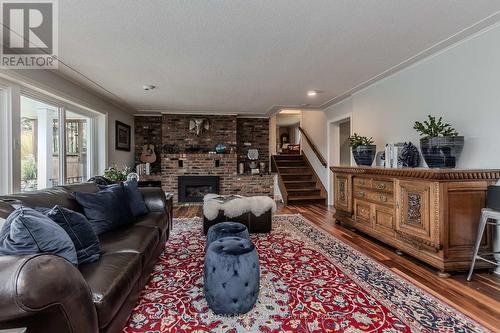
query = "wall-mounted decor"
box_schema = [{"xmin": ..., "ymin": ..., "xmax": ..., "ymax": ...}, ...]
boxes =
[
  {"xmin": 189, "ymin": 118, "xmax": 210, "ymax": 136},
  {"xmin": 115, "ymin": 121, "xmax": 131, "ymax": 151}
]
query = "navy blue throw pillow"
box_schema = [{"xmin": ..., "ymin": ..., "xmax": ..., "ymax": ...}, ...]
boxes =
[
  {"xmin": 123, "ymin": 179, "xmax": 149, "ymax": 217},
  {"xmin": 0, "ymin": 207, "xmax": 77, "ymax": 265},
  {"xmin": 36, "ymin": 206, "xmax": 101, "ymax": 265},
  {"xmin": 100, "ymin": 180, "xmax": 149, "ymax": 217},
  {"xmin": 74, "ymin": 189, "xmax": 134, "ymax": 235}
]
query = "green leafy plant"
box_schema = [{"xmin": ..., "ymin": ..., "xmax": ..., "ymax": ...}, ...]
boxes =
[
  {"xmin": 103, "ymin": 166, "xmax": 130, "ymax": 181},
  {"xmin": 21, "ymin": 155, "xmax": 37, "ymax": 181},
  {"xmin": 414, "ymin": 115, "xmax": 459, "ymax": 138},
  {"xmin": 348, "ymin": 133, "xmax": 374, "ymax": 148}
]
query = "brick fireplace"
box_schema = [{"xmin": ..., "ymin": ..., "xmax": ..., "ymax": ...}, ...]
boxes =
[{"xmin": 134, "ymin": 114, "xmax": 273, "ymax": 205}]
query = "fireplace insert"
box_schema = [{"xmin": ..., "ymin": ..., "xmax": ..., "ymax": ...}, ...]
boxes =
[{"xmin": 178, "ymin": 176, "xmax": 220, "ymax": 203}]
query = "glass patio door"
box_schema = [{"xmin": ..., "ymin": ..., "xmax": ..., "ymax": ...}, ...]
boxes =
[{"xmin": 20, "ymin": 96, "xmax": 60, "ymax": 191}]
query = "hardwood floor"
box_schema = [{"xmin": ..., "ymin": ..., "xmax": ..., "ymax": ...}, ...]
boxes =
[{"xmin": 173, "ymin": 203, "xmax": 500, "ymax": 332}]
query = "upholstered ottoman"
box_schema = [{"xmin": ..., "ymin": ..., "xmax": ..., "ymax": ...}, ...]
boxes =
[
  {"xmin": 204, "ymin": 237, "xmax": 260, "ymax": 315},
  {"xmin": 206, "ymin": 222, "xmax": 250, "ymax": 250}
]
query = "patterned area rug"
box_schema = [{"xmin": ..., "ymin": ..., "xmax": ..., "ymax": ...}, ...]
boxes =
[{"xmin": 123, "ymin": 215, "xmax": 488, "ymax": 333}]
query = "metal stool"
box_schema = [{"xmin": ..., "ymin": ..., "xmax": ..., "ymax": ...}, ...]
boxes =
[{"xmin": 467, "ymin": 185, "xmax": 500, "ymax": 281}]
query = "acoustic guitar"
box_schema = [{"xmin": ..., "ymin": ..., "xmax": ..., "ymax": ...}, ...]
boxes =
[{"xmin": 140, "ymin": 144, "xmax": 156, "ymax": 163}]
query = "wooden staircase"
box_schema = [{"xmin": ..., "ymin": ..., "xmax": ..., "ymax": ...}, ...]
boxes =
[{"xmin": 272, "ymin": 154, "xmax": 327, "ymax": 204}]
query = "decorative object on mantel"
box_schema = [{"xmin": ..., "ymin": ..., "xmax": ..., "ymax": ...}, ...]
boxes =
[
  {"xmin": 215, "ymin": 143, "xmax": 227, "ymax": 154},
  {"xmin": 189, "ymin": 118, "xmax": 210, "ymax": 136},
  {"xmin": 349, "ymin": 133, "xmax": 376, "ymax": 166},
  {"xmin": 414, "ymin": 115, "xmax": 464, "ymax": 168},
  {"xmin": 127, "ymin": 172, "xmax": 140, "ymax": 182},
  {"xmin": 247, "ymin": 148, "xmax": 260, "ymax": 174}
]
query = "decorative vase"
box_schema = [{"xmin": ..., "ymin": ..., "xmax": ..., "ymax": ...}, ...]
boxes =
[
  {"xmin": 420, "ymin": 136, "xmax": 464, "ymax": 168},
  {"xmin": 352, "ymin": 145, "xmax": 376, "ymax": 166},
  {"xmin": 215, "ymin": 143, "xmax": 227, "ymax": 154}
]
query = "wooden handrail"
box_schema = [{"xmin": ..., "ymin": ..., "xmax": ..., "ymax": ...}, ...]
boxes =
[{"xmin": 298, "ymin": 126, "xmax": 327, "ymax": 167}]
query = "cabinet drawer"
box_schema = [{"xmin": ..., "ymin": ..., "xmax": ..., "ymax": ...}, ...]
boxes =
[
  {"xmin": 372, "ymin": 180, "xmax": 394, "ymax": 193},
  {"xmin": 367, "ymin": 191, "xmax": 394, "ymax": 206},
  {"xmin": 353, "ymin": 177, "xmax": 372, "ymax": 189}
]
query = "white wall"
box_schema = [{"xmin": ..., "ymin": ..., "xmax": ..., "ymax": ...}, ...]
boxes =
[
  {"xmin": 323, "ymin": 23, "xmax": 500, "ymax": 169},
  {"xmin": 2, "ymin": 70, "xmax": 135, "ymax": 170},
  {"xmin": 300, "ymin": 110, "xmax": 328, "ymax": 187}
]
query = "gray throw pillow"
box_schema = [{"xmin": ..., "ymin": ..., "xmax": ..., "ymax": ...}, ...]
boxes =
[{"xmin": 0, "ymin": 207, "xmax": 77, "ymax": 265}]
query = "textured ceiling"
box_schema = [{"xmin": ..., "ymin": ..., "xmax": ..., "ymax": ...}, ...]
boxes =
[{"xmin": 56, "ymin": 0, "xmax": 500, "ymax": 115}]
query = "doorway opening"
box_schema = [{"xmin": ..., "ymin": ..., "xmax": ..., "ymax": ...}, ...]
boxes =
[{"xmin": 327, "ymin": 115, "xmax": 351, "ymax": 205}]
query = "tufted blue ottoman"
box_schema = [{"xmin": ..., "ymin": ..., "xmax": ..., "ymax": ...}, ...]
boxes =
[
  {"xmin": 204, "ymin": 236, "xmax": 260, "ymax": 315},
  {"xmin": 206, "ymin": 222, "xmax": 250, "ymax": 250}
]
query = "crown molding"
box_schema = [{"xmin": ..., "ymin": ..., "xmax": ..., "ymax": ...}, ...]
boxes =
[
  {"xmin": 51, "ymin": 69, "xmax": 136, "ymax": 113},
  {"xmin": 318, "ymin": 11, "xmax": 500, "ymax": 110}
]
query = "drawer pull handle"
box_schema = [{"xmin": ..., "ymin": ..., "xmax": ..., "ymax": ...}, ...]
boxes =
[
  {"xmin": 376, "ymin": 183, "xmax": 386, "ymax": 190},
  {"xmin": 358, "ymin": 191, "xmax": 365, "ymax": 198},
  {"xmin": 380, "ymin": 195, "xmax": 388, "ymax": 202}
]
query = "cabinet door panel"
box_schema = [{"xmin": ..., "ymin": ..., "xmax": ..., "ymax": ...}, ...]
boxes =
[
  {"xmin": 334, "ymin": 174, "xmax": 351, "ymax": 213},
  {"xmin": 354, "ymin": 199, "xmax": 372, "ymax": 226},
  {"xmin": 373, "ymin": 204, "xmax": 395, "ymax": 236},
  {"xmin": 395, "ymin": 181, "xmax": 440, "ymax": 251}
]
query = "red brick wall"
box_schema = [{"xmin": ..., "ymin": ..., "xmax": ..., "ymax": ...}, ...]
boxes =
[
  {"xmin": 237, "ymin": 118, "xmax": 270, "ymax": 173},
  {"xmin": 162, "ymin": 115, "xmax": 237, "ymax": 152}
]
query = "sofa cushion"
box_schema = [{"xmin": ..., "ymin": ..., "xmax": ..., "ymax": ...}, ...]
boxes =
[
  {"xmin": 99, "ymin": 225, "xmax": 159, "ymax": 261},
  {"xmin": 0, "ymin": 207, "xmax": 77, "ymax": 265},
  {"xmin": 123, "ymin": 180, "xmax": 149, "ymax": 217},
  {"xmin": 79, "ymin": 252, "xmax": 142, "ymax": 329},
  {"xmin": 74, "ymin": 189, "xmax": 133, "ymax": 235},
  {"xmin": 36, "ymin": 206, "xmax": 102, "ymax": 265},
  {"xmin": 134, "ymin": 212, "xmax": 168, "ymax": 236}
]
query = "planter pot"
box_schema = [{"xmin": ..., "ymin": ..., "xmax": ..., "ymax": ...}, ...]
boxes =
[
  {"xmin": 352, "ymin": 145, "xmax": 376, "ymax": 166},
  {"xmin": 420, "ymin": 136, "xmax": 464, "ymax": 168}
]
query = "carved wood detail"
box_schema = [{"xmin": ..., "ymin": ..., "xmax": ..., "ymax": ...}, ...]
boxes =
[
  {"xmin": 330, "ymin": 166, "xmax": 500, "ymax": 180},
  {"xmin": 332, "ymin": 166, "xmax": 498, "ymax": 272}
]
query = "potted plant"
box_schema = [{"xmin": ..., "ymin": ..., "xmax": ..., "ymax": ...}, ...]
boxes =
[
  {"xmin": 349, "ymin": 133, "xmax": 376, "ymax": 166},
  {"xmin": 103, "ymin": 166, "xmax": 130, "ymax": 182},
  {"xmin": 414, "ymin": 115, "xmax": 464, "ymax": 168}
]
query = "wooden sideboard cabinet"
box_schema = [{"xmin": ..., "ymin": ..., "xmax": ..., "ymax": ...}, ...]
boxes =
[{"xmin": 331, "ymin": 166, "xmax": 500, "ymax": 274}]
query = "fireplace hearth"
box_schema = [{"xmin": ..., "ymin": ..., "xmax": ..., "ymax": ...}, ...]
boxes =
[{"xmin": 178, "ymin": 176, "xmax": 219, "ymax": 203}]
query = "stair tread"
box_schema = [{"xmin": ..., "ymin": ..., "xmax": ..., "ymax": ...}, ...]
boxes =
[
  {"xmin": 284, "ymin": 180, "xmax": 317, "ymax": 183},
  {"xmin": 287, "ymin": 195, "xmax": 326, "ymax": 200},
  {"xmin": 277, "ymin": 166, "xmax": 308, "ymax": 169},
  {"xmin": 280, "ymin": 173, "xmax": 312, "ymax": 176},
  {"xmin": 287, "ymin": 188, "xmax": 320, "ymax": 192}
]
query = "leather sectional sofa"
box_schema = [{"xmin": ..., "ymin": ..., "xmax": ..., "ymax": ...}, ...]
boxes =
[{"xmin": 0, "ymin": 183, "xmax": 173, "ymax": 333}]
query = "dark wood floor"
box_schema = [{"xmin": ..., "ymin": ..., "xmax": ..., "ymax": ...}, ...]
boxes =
[{"xmin": 174, "ymin": 203, "xmax": 500, "ymax": 331}]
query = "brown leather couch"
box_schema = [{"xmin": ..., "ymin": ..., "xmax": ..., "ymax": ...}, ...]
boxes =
[{"xmin": 0, "ymin": 183, "xmax": 173, "ymax": 333}]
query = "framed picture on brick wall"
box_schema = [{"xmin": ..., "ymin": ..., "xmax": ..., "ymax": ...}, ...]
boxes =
[{"xmin": 115, "ymin": 121, "xmax": 131, "ymax": 151}]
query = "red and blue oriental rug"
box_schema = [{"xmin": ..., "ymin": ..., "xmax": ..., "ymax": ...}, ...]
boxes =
[{"xmin": 123, "ymin": 214, "xmax": 489, "ymax": 333}]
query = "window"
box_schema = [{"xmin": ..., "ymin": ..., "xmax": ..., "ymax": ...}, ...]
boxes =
[
  {"xmin": 18, "ymin": 95, "xmax": 99, "ymax": 192},
  {"xmin": 64, "ymin": 110, "xmax": 91, "ymax": 185},
  {"xmin": 20, "ymin": 96, "xmax": 60, "ymax": 191}
]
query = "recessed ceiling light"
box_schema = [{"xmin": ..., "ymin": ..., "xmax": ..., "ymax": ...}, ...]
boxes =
[
  {"xmin": 307, "ymin": 90, "xmax": 318, "ymax": 97},
  {"xmin": 143, "ymin": 84, "xmax": 156, "ymax": 91}
]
